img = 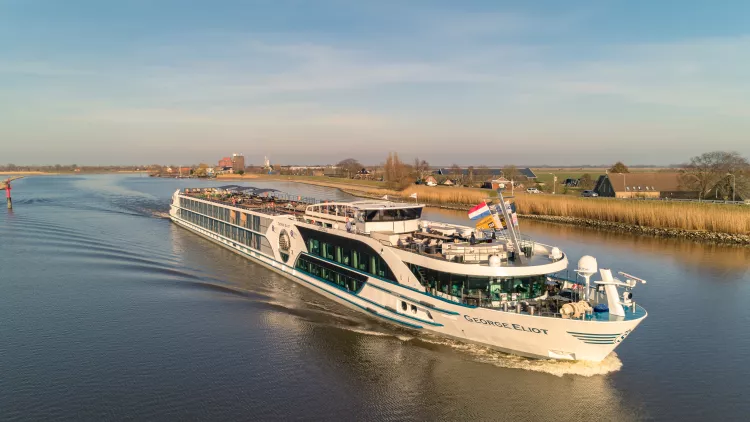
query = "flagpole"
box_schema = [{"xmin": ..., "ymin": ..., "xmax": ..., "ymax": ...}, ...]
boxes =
[{"xmin": 496, "ymin": 188, "xmax": 525, "ymax": 264}]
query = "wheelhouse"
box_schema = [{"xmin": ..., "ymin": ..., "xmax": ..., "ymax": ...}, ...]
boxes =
[{"xmin": 304, "ymin": 201, "xmax": 423, "ymax": 234}]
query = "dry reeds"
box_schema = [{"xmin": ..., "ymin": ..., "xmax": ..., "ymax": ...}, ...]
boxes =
[
  {"xmin": 346, "ymin": 184, "xmax": 750, "ymax": 235},
  {"xmin": 513, "ymin": 195, "xmax": 750, "ymax": 235}
]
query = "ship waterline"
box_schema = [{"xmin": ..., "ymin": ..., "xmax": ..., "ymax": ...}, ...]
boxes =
[{"xmin": 170, "ymin": 186, "xmax": 647, "ymax": 362}]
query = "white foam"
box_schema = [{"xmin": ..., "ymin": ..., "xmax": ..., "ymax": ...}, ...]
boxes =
[
  {"xmin": 417, "ymin": 336, "xmax": 623, "ymax": 377},
  {"xmin": 345, "ymin": 328, "xmax": 394, "ymax": 337}
]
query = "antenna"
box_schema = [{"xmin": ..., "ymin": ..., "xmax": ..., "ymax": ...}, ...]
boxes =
[{"xmin": 575, "ymin": 255, "xmax": 598, "ymax": 301}]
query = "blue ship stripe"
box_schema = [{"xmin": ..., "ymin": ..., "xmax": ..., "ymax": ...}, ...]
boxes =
[
  {"xmin": 568, "ymin": 332, "xmax": 621, "ymax": 336},
  {"xmin": 289, "ymin": 271, "xmax": 424, "ymax": 330},
  {"xmin": 571, "ymin": 335, "xmax": 619, "ymax": 339},
  {"xmin": 352, "ymin": 293, "xmax": 444, "ymax": 327}
]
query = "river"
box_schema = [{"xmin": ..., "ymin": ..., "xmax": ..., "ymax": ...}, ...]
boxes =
[{"xmin": 1, "ymin": 175, "xmax": 748, "ymax": 421}]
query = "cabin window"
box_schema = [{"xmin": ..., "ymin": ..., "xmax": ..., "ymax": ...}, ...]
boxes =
[
  {"xmin": 322, "ymin": 242, "xmax": 335, "ymax": 260},
  {"xmin": 308, "ymin": 239, "xmax": 320, "ymax": 255}
]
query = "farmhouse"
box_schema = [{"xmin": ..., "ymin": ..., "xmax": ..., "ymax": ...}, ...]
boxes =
[{"xmin": 594, "ymin": 173, "xmax": 698, "ymax": 199}]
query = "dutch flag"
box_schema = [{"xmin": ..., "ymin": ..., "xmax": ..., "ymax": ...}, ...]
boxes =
[{"xmin": 467, "ymin": 202, "xmax": 491, "ymax": 220}]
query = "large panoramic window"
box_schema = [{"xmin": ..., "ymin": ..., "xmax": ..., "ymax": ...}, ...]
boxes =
[
  {"xmin": 407, "ymin": 263, "xmax": 545, "ymax": 301},
  {"xmin": 295, "ymin": 255, "xmax": 367, "ymax": 293},
  {"xmin": 297, "ymin": 227, "xmax": 396, "ymax": 283}
]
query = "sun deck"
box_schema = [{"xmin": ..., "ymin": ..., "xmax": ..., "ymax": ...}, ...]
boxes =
[{"xmin": 180, "ymin": 187, "xmax": 560, "ymax": 268}]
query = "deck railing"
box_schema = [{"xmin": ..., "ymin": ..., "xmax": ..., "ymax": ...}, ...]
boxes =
[{"xmin": 184, "ymin": 189, "xmax": 538, "ymax": 265}]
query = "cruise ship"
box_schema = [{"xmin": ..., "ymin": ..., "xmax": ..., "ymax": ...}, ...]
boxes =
[{"xmin": 170, "ymin": 185, "xmax": 647, "ymax": 362}]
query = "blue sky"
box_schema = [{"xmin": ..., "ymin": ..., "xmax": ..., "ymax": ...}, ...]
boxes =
[{"xmin": 2, "ymin": 0, "xmax": 749, "ymax": 166}]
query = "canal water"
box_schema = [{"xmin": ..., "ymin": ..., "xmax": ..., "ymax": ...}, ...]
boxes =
[{"xmin": 1, "ymin": 175, "xmax": 748, "ymax": 421}]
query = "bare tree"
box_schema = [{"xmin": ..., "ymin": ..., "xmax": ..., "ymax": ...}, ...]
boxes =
[
  {"xmin": 579, "ymin": 173, "xmax": 595, "ymax": 190},
  {"xmin": 336, "ymin": 158, "xmax": 362, "ymax": 178},
  {"xmin": 680, "ymin": 151, "xmax": 750, "ymax": 199},
  {"xmin": 502, "ymin": 165, "xmax": 519, "ymax": 181},
  {"xmin": 475, "ymin": 165, "xmax": 491, "ymax": 183},
  {"xmin": 384, "ymin": 152, "xmax": 413, "ymax": 190},
  {"xmin": 412, "ymin": 157, "xmax": 431, "ymax": 181},
  {"xmin": 449, "ymin": 163, "xmax": 464, "ymax": 185}
]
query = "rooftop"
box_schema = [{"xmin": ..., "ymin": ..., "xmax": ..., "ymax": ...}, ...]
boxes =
[{"xmin": 605, "ymin": 172, "xmax": 687, "ymax": 192}]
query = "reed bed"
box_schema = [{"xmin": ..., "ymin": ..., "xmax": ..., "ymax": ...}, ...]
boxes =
[
  {"xmin": 343, "ymin": 184, "xmax": 750, "ymax": 235},
  {"xmin": 513, "ymin": 195, "xmax": 750, "ymax": 235}
]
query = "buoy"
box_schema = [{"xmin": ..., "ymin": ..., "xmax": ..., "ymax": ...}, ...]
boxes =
[{"xmin": 5, "ymin": 179, "xmax": 11, "ymax": 210}]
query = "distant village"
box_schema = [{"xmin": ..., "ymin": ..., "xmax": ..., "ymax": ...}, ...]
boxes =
[
  {"xmin": 146, "ymin": 150, "xmax": 748, "ymax": 202},
  {"xmin": 2, "ymin": 149, "xmax": 746, "ymax": 202}
]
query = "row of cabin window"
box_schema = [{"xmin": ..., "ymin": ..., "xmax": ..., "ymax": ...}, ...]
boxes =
[
  {"xmin": 407, "ymin": 263, "xmax": 546, "ymax": 300},
  {"xmin": 180, "ymin": 198, "xmax": 269, "ymax": 232},
  {"xmin": 306, "ymin": 238, "xmax": 391, "ymax": 280},
  {"xmin": 295, "ymin": 256, "xmax": 364, "ymax": 293},
  {"xmin": 179, "ymin": 209, "xmax": 272, "ymax": 253}
]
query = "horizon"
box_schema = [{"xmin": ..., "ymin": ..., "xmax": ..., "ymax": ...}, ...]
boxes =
[
  {"xmin": 0, "ymin": 161, "xmax": 688, "ymax": 169},
  {"xmin": 3, "ymin": 1, "xmax": 750, "ymax": 165}
]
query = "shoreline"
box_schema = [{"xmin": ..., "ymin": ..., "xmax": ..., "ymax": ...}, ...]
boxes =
[
  {"xmin": 257, "ymin": 179, "xmax": 750, "ymax": 246},
  {"xmin": 18, "ymin": 173, "xmax": 748, "ymax": 245}
]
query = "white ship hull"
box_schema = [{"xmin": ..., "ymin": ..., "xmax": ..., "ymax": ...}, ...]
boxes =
[{"xmin": 170, "ymin": 191, "xmax": 646, "ymax": 362}]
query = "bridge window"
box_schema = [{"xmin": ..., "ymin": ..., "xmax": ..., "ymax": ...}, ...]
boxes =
[{"xmin": 363, "ymin": 208, "xmax": 422, "ymax": 222}]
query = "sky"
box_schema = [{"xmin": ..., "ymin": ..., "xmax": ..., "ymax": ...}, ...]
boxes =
[{"xmin": 2, "ymin": 0, "xmax": 750, "ymax": 166}]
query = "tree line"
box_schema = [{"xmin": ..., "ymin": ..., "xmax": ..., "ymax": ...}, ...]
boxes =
[{"xmin": 679, "ymin": 151, "xmax": 749, "ymax": 200}]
